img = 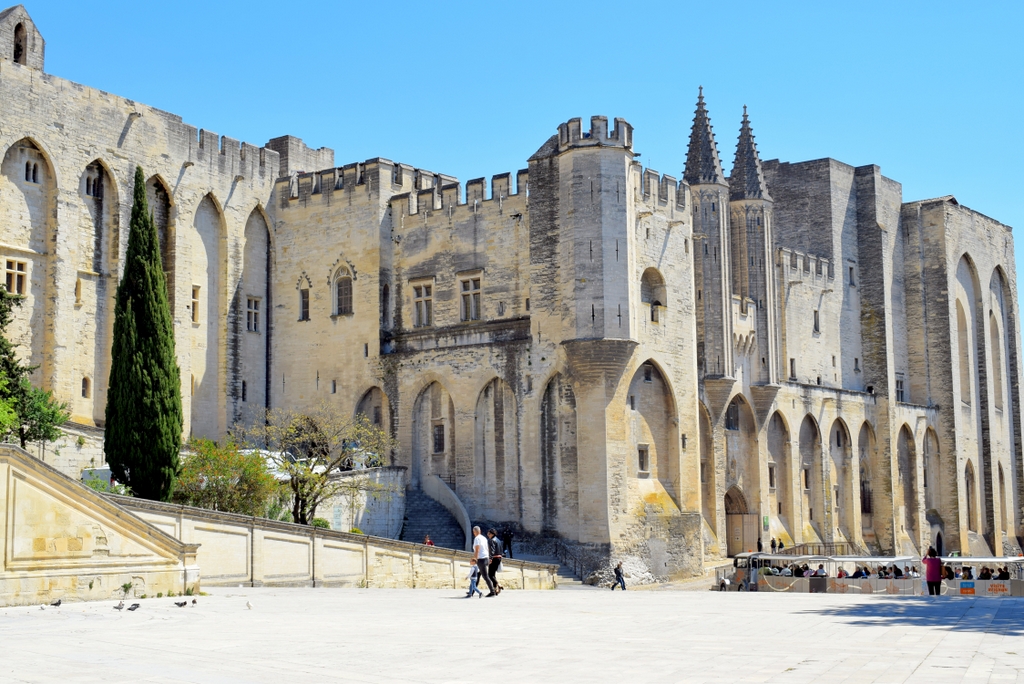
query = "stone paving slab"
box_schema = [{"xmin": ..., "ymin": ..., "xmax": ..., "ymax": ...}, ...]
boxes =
[{"xmin": 2, "ymin": 588, "xmax": 1024, "ymax": 683}]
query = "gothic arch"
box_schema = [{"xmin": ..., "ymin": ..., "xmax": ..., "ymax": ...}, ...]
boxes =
[
  {"xmin": 235, "ymin": 207, "xmax": 270, "ymax": 419},
  {"xmin": 767, "ymin": 411, "xmax": 793, "ymax": 532},
  {"xmin": 722, "ymin": 394, "xmax": 757, "ymax": 514},
  {"xmin": 0, "ymin": 138, "xmax": 58, "ymax": 384},
  {"xmin": 923, "ymin": 427, "xmax": 940, "ymax": 512},
  {"xmin": 356, "ymin": 386, "xmax": 389, "ymax": 432},
  {"xmin": 78, "ymin": 158, "xmax": 119, "ymax": 274},
  {"xmin": 540, "ymin": 372, "xmax": 578, "ymax": 537},
  {"xmin": 799, "ymin": 415, "xmax": 823, "ymax": 539},
  {"xmin": 858, "ymin": 422, "xmax": 877, "ymax": 536},
  {"xmin": 410, "ymin": 380, "xmax": 455, "ymax": 489},
  {"xmin": 189, "ymin": 193, "xmax": 228, "ymax": 439},
  {"xmin": 896, "ymin": 424, "xmax": 919, "ymax": 552},
  {"xmin": 627, "ymin": 360, "xmax": 681, "ymax": 505},
  {"xmin": 474, "ymin": 377, "xmax": 519, "ymax": 520},
  {"xmin": 828, "ymin": 418, "xmax": 854, "ymax": 540},
  {"xmin": 146, "ymin": 174, "xmax": 175, "ymax": 285},
  {"xmin": 640, "ymin": 267, "xmax": 667, "ymax": 322}
]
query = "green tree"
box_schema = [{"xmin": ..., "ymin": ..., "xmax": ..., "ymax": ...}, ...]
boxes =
[
  {"xmin": 0, "ymin": 289, "xmax": 69, "ymax": 448},
  {"xmin": 105, "ymin": 166, "xmax": 182, "ymax": 501},
  {"xmin": 234, "ymin": 401, "xmax": 399, "ymax": 525},
  {"xmin": 172, "ymin": 439, "xmax": 280, "ymax": 516}
]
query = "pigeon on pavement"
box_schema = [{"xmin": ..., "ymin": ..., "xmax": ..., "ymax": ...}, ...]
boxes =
[
  {"xmin": 50, "ymin": 599, "xmax": 61, "ymax": 607},
  {"xmin": 191, "ymin": 598, "xmax": 197, "ymax": 606},
  {"xmin": 245, "ymin": 600, "xmax": 253, "ymax": 610},
  {"xmin": 127, "ymin": 603, "xmax": 140, "ymax": 611},
  {"xmin": 113, "ymin": 601, "xmax": 124, "ymax": 611},
  {"xmin": 174, "ymin": 601, "xmax": 187, "ymax": 607}
]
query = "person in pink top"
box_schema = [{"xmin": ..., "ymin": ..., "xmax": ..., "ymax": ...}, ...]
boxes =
[{"xmin": 922, "ymin": 546, "xmax": 943, "ymax": 596}]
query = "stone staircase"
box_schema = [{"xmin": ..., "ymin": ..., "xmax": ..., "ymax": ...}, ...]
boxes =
[
  {"xmin": 399, "ymin": 488, "xmax": 466, "ymax": 551},
  {"xmin": 516, "ymin": 553, "xmax": 589, "ymax": 589}
]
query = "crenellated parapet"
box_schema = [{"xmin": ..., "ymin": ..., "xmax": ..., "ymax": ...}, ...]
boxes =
[
  {"xmin": 777, "ymin": 246, "xmax": 835, "ymax": 282},
  {"xmin": 634, "ymin": 164, "xmax": 688, "ymax": 211},
  {"xmin": 390, "ymin": 169, "xmax": 529, "ymax": 220},
  {"xmin": 557, "ymin": 115, "xmax": 633, "ymax": 153}
]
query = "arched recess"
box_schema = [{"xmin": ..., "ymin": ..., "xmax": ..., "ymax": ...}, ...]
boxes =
[
  {"xmin": 956, "ymin": 300, "xmax": 972, "ymax": 406},
  {"xmin": 723, "ymin": 395, "xmax": 757, "ymax": 518},
  {"xmin": 410, "ymin": 381, "xmax": 455, "ymax": 489},
  {"xmin": 724, "ymin": 485, "xmax": 752, "ymax": 556},
  {"xmin": 923, "ymin": 427, "xmax": 940, "ymax": 512},
  {"xmin": 75, "ymin": 159, "xmax": 119, "ymax": 426},
  {"xmin": 989, "ymin": 267, "xmax": 1017, "ymax": 538},
  {"xmin": 146, "ymin": 175, "xmax": 175, "ymax": 300},
  {"xmin": 858, "ymin": 422, "xmax": 876, "ymax": 536},
  {"xmin": 234, "ymin": 207, "xmax": 270, "ymax": 421},
  {"xmin": 767, "ymin": 412, "xmax": 792, "ymax": 531},
  {"xmin": 190, "ymin": 193, "xmax": 227, "ymax": 439},
  {"xmin": 540, "ymin": 373, "xmax": 578, "ymax": 537},
  {"xmin": 828, "ymin": 418, "xmax": 854, "ymax": 540},
  {"xmin": 699, "ymin": 402, "xmax": 715, "ymax": 530},
  {"xmin": 990, "ymin": 313, "xmax": 1004, "ymax": 411},
  {"xmin": 626, "ymin": 361, "xmax": 680, "ymax": 505},
  {"xmin": 0, "ymin": 138, "xmax": 57, "ymax": 383},
  {"xmin": 474, "ymin": 378, "xmax": 519, "ymax": 520},
  {"xmin": 799, "ymin": 415, "xmax": 823, "ymax": 540},
  {"xmin": 640, "ymin": 267, "xmax": 667, "ymax": 323},
  {"xmin": 356, "ymin": 387, "xmax": 389, "ymax": 432},
  {"xmin": 965, "ymin": 460, "xmax": 978, "ymax": 533},
  {"xmin": 896, "ymin": 424, "xmax": 919, "ymax": 552}
]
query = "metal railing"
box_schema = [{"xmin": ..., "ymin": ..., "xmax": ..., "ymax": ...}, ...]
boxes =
[{"xmin": 553, "ymin": 539, "xmax": 586, "ymax": 580}]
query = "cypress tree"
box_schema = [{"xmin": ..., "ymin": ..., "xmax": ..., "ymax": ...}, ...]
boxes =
[{"xmin": 105, "ymin": 166, "xmax": 182, "ymax": 500}]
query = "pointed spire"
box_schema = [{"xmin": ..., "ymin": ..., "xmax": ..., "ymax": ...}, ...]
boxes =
[
  {"xmin": 729, "ymin": 105, "xmax": 771, "ymax": 201},
  {"xmin": 684, "ymin": 86, "xmax": 725, "ymax": 186}
]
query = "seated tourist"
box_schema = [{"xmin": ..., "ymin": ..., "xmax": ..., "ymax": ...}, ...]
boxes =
[
  {"xmin": 944, "ymin": 565, "xmax": 955, "ymax": 580},
  {"xmin": 836, "ymin": 568, "xmax": 847, "ymax": 579},
  {"xmin": 850, "ymin": 567, "xmax": 865, "ymax": 579},
  {"xmin": 979, "ymin": 567, "xmax": 992, "ymax": 580},
  {"xmin": 909, "ymin": 566, "xmax": 920, "ymax": 578},
  {"xmin": 962, "ymin": 567, "xmax": 974, "ymax": 580},
  {"xmin": 813, "ymin": 564, "xmax": 828, "ymax": 577},
  {"xmin": 892, "ymin": 565, "xmax": 904, "ymax": 579},
  {"xmin": 997, "ymin": 567, "xmax": 1011, "ymax": 580},
  {"xmin": 780, "ymin": 566, "xmax": 792, "ymax": 577}
]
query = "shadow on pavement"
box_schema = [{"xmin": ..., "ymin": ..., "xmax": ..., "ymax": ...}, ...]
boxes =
[{"xmin": 800, "ymin": 597, "xmax": 1024, "ymax": 636}]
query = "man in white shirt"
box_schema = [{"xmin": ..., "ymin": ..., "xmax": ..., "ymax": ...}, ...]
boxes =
[{"xmin": 472, "ymin": 526, "xmax": 496, "ymax": 596}]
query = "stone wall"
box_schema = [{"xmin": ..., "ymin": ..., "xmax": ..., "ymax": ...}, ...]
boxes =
[{"xmin": 113, "ymin": 496, "xmax": 557, "ymax": 590}]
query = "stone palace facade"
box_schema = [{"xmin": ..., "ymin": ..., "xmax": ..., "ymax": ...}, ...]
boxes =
[{"xmin": 1, "ymin": 5, "xmax": 1019, "ymax": 576}]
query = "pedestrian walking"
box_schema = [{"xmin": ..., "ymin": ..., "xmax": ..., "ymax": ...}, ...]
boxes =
[
  {"xmin": 611, "ymin": 562, "xmax": 626, "ymax": 591},
  {"xmin": 778, "ymin": 539, "xmax": 785, "ymax": 552},
  {"xmin": 756, "ymin": 537, "xmax": 763, "ymax": 553},
  {"xmin": 472, "ymin": 526, "xmax": 496, "ymax": 596},
  {"xmin": 466, "ymin": 564, "xmax": 483, "ymax": 598},
  {"xmin": 486, "ymin": 528, "xmax": 504, "ymax": 595},
  {"xmin": 501, "ymin": 527, "xmax": 514, "ymax": 559},
  {"xmin": 770, "ymin": 537, "xmax": 777, "ymax": 554},
  {"xmin": 922, "ymin": 546, "xmax": 942, "ymax": 596}
]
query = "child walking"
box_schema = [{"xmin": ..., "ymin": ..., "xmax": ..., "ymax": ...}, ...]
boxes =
[{"xmin": 466, "ymin": 564, "xmax": 484, "ymax": 598}]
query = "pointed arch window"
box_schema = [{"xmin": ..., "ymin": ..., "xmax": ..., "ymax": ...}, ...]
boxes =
[{"xmin": 334, "ymin": 268, "xmax": 353, "ymax": 316}]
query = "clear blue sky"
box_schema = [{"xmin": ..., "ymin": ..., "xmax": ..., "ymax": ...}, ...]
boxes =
[{"xmin": 23, "ymin": 1, "xmax": 1024, "ymax": 286}]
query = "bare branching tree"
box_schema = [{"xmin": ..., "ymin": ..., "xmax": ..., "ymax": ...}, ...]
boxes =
[{"xmin": 234, "ymin": 401, "xmax": 400, "ymax": 525}]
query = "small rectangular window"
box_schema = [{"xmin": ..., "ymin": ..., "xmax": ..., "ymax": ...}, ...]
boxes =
[
  {"xmin": 802, "ymin": 468, "xmax": 810, "ymax": 490},
  {"xmin": 896, "ymin": 375, "xmax": 905, "ymax": 403},
  {"xmin": 191, "ymin": 286, "xmax": 200, "ymax": 323},
  {"xmin": 331, "ymin": 380, "xmax": 337, "ymax": 394},
  {"xmin": 460, "ymin": 275, "xmax": 481, "ymax": 321},
  {"xmin": 246, "ymin": 297, "xmax": 260, "ymax": 332},
  {"xmin": 299, "ymin": 289, "xmax": 310, "ymax": 321},
  {"xmin": 412, "ymin": 282, "xmax": 433, "ymax": 327},
  {"xmin": 854, "ymin": 357, "xmax": 860, "ymax": 372},
  {"xmin": 432, "ymin": 424, "xmax": 445, "ymax": 453},
  {"xmin": 768, "ymin": 465, "xmax": 776, "ymax": 489},
  {"xmin": 629, "ymin": 395, "xmax": 636, "ymax": 410},
  {"xmin": 700, "ymin": 461, "xmax": 707, "ymax": 484},
  {"xmin": 525, "ymin": 297, "xmax": 530, "ymax": 311},
  {"xmin": 849, "ymin": 266, "xmax": 856, "ymax": 287},
  {"xmin": 5, "ymin": 260, "xmax": 26, "ymax": 295},
  {"xmin": 241, "ymin": 380, "xmax": 247, "ymax": 402},
  {"xmin": 637, "ymin": 447, "xmax": 649, "ymax": 473},
  {"xmin": 790, "ymin": 358, "xmax": 797, "ymax": 380}
]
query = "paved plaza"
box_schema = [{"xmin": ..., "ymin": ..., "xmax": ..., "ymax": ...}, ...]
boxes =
[{"xmin": 2, "ymin": 586, "xmax": 1023, "ymax": 683}]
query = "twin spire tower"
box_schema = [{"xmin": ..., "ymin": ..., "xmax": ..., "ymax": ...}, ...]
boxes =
[{"xmin": 686, "ymin": 88, "xmax": 779, "ymax": 389}]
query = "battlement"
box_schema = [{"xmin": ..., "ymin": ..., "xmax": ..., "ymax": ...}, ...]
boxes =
[
  {"xmin": 182, "ymin": 127, "xmax": 276, "ymax": 180},
  {"xmin": 634, "ymin": 164, "xmax": 688, "ymax": 210},
  {"xmin": 391, "ymin": 169, "xmax": 528, "ymax": 218},
  {"xmin": 777, "ymin": 247, "xmax": 834, "ymax": 281},
  {"xmin": 557, "ymin": 116, "xmax": 633, "ymax": 153},
  {"xmin": 266, "ymin": 135, "xmax": 334, "ymax": 176}
]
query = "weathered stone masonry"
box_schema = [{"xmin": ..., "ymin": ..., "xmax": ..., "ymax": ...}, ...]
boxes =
[{"xmin": 1, "ymin": 6, "xmax": 1020, "ymax": 578}]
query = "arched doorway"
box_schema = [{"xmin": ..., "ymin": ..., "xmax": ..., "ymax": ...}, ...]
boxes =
[{"xmin": 724, "ymin": 486, "xmax": 755, "ymax": 556}]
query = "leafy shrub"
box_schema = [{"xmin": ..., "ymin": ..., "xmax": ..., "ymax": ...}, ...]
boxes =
[
  {"xmin": 172, "ymin": 439, "xmax": 278, "ymax": 516},
  {"xmin": 350, "ymin": 527, "xmax": 364, "ymax": 535},
  {"xmin": 310, "ymin": 517, "xmax": 331, "ymax": 529}
]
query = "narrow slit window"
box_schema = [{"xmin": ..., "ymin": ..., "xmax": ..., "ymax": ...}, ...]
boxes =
[
  {"xmin": 81, "ymin": 377, "xmax": 91, "ymax": 399},
  {"xmin": 191, "ymin": 286, "xmax": 200, "ymax": 323},
  {"xmin": 637, "ymin": 447, "xmax": 649, "ymax": 473},
  {"xmin": 299, "ymin": 288, "xmax": 310, "ymax": 321}
]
